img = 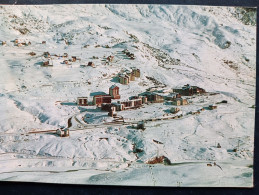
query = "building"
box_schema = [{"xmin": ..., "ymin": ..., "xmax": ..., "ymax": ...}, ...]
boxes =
[
  {"xmin": 170, "ymin": 107, "xmax": 180, "ymax": 114},
  {"xmin": 109, "ymin": 85, "xmax": 120, "ymax": 99},
  {"xmin": 101, "ymin": 103, "xmax": 112, "ymax": 111},
  {"xmin": 181, "ymin": 98, "xmax": 188, "ymax": 105},
  {"xmin": 43, "ymin": 52, "xmax": 50, "ymax": 58},
  {"xmin": 42, "ymin": 61, "xmax": 50, "ymax": 66},
  {"xmin": 137, "ymin": 121, "xmax": 145, "ymax": 130},
  {"xmin": 112, "ymin": 102, "xmax": 125, "ymax": 111},
  {"xmin": 172, "ymin": 98, "xmax": 181, "ymax": 106},
  {"xmin": 163, "ymin": 93, "xmax": 181, "ymax": 101},
  {"xmin": 150, "ymin": 94, "xmax": 164, "ymax": 103},
  {"xmin": 132, "ymin": 68, "xmax": 140, "ymax": 77},
  {"xmin": 132, "ymin": 98, "xmax": 142, "ymax": 107},
  {"xmin": 63, "ymin": 53, "xmax": 68, "ymax": 58},
  {"xmin": 173, "ymin": 84, "xmax": 206, "ymax": 96},
  {"xmin": 63, "ymin": 60, "xmax": 69, "ymax": 64},
  {"xmin": 119, "ymin": 74, "xmax": 130, "ymax": 85},
  {"xmin": 107, "ymin": 55, "xmax": 114, "ymax": 62},
  {"xmin": 208, "ymin": 104, "xmax": 217, "ymax": 110},
  {"xmin": 1, "ymin": 41, "xmax": 6, "ymax": 45},
  {"xmin": 42, "ymin": 41, "xmax": 46, "ymax": 44},
  {"xmin": 129, "ymin": 72, "xmax": 135, "ymax": 81},
  {"xmin": 141, "ymin": 96, "xmax": 148, "ymax": 104},
  {"xmin": 88, "ymin": 62, "xmax": 95, "ymax": 67},
  {"xmin": 56, "ymin": 128, "xmax": 69, "ymax": 137},
  {"xmin": 108, "ymin": 106, "xmax": 117, "ymax": 117},
  {"xmin": 172, "ymin": 98, "xmax": 188, "ymax": 106},
  {"xmin": 93, "ymin": 95, "xmax": 112, "ymax": 106},
  {"xmin": 77, "ymin": 97, "xmax": 88, "ymax": 106},
  {"xmin": 72, "ymin": 56, "xmax": 77, "ymax": 62}
]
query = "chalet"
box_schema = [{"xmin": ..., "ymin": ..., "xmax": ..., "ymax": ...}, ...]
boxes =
[
  {"xmin": 56, "ymin": 128, "xmax": 69, "ymax": 137},
  {"xmin": 42, "ymin": 41, "xmax": 46, "ymax": 44},
  {"xmin": 15, "ymin": 39, "xmax": 19, "ymax": 44},
  {"xmin": 170, "ymin": 107, "xmax": 180, "ymax": 114},
  {"xmin": 109, "ymin": 85, "xmax": 120, "ymax": 99},
  {"xmin": 107, "ymin": 55, "xmax": 114, "ymax": 62},
  {"xmin": 93, "ymin": 95, "xmax": 112, "ymax": 106},
  {"xmin": 119, "ymin": 74, "xmax": 130, "ymax": 85},
  {"xmin": 77, "ymin": 97, "xmax": 88, "ymax": 106},
  {"xmin": 72, "ymin": 56, "xmax": 77, "ymax": 62},
  {"xmin": 88, "ymin": 62, "xmax": 95, "ymax": 67}
]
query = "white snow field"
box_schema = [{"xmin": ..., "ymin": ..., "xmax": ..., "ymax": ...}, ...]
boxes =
[{"xmin": 0, "ymin": 5, "xmax": 256, "ymax": 186}]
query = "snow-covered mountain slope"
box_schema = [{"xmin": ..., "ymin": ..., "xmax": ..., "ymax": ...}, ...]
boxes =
[{"xmin": 0, "ymin": 5, "xmax": 256, "ymax": 186}]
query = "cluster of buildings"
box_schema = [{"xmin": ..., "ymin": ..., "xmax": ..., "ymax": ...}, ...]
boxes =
[
  {"xmin": 1, "ymin": 39, "xmax": 48, "ymax": 47},
  {"xmin": 173, "ymin": 84, "xmax": 206, "ymax": 96},
  {"xmin": 14, "ymin": 39, "xmax": 31, "ymax": 47},
  {"xmin": 77, "ymin": 85, "xmax": 120, "ymax": 107},
  {"xmin": 76, "ymin": 84, "xmax": 196, "ymax": 118},
  {"xmin": 41, "ymin": 52, "xmax": 82, "ymax": 67},
  {"xmin": 118, "ymin": 67, "xmax": 140, "ymax": 85},
  {"xmin": 122, "ymin": 49, "xmax": 135, "ymax": 60}
]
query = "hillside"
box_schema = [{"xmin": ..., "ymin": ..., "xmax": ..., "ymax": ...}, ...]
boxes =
[{"xmin": 0, "ymin": 5, "xmax": 256, "ymax": 186}]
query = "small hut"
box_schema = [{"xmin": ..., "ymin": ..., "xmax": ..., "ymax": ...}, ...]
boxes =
[
  {"xmin": 56, "ymin": 128, "xmax": 69, "ymax": 137},
  {"xmin": 42, "ymin": 61, "xmax": 50, "ymax": 66},
  {"xmin": 170, "ymin": 107, "xmax": 180, "ymax": 114},
  {"xmin": 88, "ymin": 62, "xmax": 95, "ymax": 67},
  {"xmin": 209, "ymin": 104, "xmax": 217, "ymax": 110},
  {"xmin": 107, "ymin": 55, "xmax": 114, "ymax": 62},
  {"xmin": 42, "ymin": 41, "xmax": 46, "ymax": 44},
  {"xmin": 63, "ymin": 53, "xmax": 68, "ymax": 58},
  {"xmin": 72, "ymin": 56, "xmax": 77, "ymax": 62},
  {"xmin": 137, "ymin": 121, "xmax": 145, "ymax": 130}
]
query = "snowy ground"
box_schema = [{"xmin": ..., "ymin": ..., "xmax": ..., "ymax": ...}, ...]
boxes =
[{"xmin": 0, "ymin": 5, "xmax": 256, "ymax": 186}]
